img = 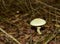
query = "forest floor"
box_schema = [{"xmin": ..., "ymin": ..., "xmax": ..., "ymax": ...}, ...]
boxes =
[{"xmin": 0, "ymin": 0, "xmax": 60, "ymax": 44}]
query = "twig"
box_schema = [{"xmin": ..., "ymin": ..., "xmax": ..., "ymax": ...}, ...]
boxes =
[
  {"xmin": 1, "ymin": 0, "xmax": 7, "ymax": 9},
  {"xmin": 44, "ymin": 34, "xmax": 56, "ymax": 44},
  {"xmin": 55, "ymin": 24, "xmax": 60, "ymax": 27},
  {"xmin": 24, "ymin": 0, "xmax": 30, "ymax": 11},
  {"xmin": 37, "ymin": 0, "xmax": 60, "ymax": 11},
  {"xmin": 52, "ymin": 19, "xmax": 60, "ymax": 23},
  {"xmin": 34, "ymin": 6, "xmax": 60, "ymax": 17},
  {"xmin": 0, "ymin": 28, "xmax": 21, "ymax": 44}
]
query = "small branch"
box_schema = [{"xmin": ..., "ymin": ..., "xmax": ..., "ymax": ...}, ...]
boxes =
[
  {"xmin": 0, "ymin": 28, "xmax": 21, "ymax": 44},
  {"xmin": 55, "ymin": 24, "xmax": 60, "ymax": 27},
  {"xmin": 37, "ymin": 0, "xmax": 60, "ymax": 11},
  {"xmin": 52, "ymin": 19, "xmax": 60, "ymax": 23},
  {"xmin": 44, "ymin": 34, "xmax": 56, "ymax": 44},
  {"xmin": 39, "ymin": 6, "xmax": 60, "ymax": 17}
]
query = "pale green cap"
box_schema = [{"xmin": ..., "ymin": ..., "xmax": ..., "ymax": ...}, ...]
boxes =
[{"xmin": 30, "ymin": 18, "xmax": 46, "ymax": 26}]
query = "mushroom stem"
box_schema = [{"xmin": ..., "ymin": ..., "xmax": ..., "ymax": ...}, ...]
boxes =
[{"xmin": 37, "ymin": 27, "xmax": 41, "ymax": 34}]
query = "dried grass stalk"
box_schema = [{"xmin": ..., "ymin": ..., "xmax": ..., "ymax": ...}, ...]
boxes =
[{"xmin": 0, "ymin": 28, "xmax": 21, "ymax": 44}]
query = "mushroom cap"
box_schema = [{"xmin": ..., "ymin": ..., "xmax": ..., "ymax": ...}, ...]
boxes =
[{"xmin": 30, "ymin": 18, "xmax": 46, "ymax": 26}]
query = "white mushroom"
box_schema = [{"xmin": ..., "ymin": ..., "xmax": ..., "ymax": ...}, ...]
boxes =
[{"xmin": 30, "ymin": 18, "xmax": 46, "ymax": 34}]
